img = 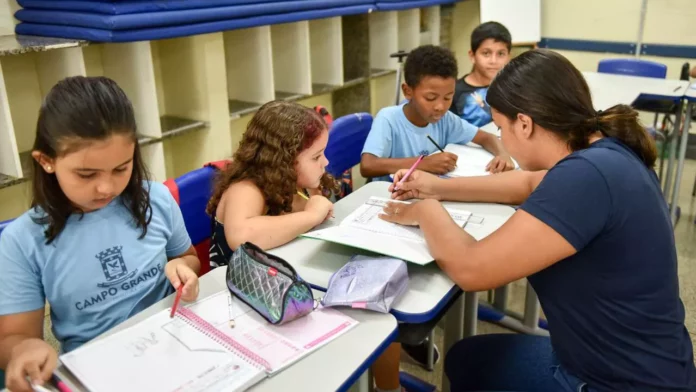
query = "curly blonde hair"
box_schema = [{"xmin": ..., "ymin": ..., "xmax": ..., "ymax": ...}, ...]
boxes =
[{"xmin": 207, "ymin": 101, "xmax": 339, "ymax": 217}]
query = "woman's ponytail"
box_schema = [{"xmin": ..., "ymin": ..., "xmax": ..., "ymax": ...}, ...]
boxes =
[{"xmin": 592, "ymin": 105, "xmax": 657, "ymax": 168}]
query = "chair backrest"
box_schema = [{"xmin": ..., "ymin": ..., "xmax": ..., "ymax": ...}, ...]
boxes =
[
  {"xmin": 0, "ymin": 219, "xmax": 13, "ymax": 238},
  {"xmin": 597, "ymin": 58, "xmax": 667, "ymax": 79},
  {"xmin": 680, "ymin": 62, "xmax": 691, "ymax": 81},
  {"xmin": 324, "ymin": 112, "xmax": 373, "ymax": 177},
  {"xmin": 164, "ymin": 160, "xmax": 230, "ymax": 276}
]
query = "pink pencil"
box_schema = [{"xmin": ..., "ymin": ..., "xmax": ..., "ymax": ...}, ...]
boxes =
[{"xmin": 394, "ymin": 155, "xmax": 424, "ymax": 191}]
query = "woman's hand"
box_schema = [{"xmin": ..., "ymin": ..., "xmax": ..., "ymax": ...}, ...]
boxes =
[
  {"xmin": 5, "ymin": 338, "xmax": 57, "ymax": 392},
  {"xmin": 486, "ymin": 155, "xmax": 515, "ymax": 173},
  {"xmin": 389, "ymin": 169, "xmax": 443, "ymax": 201},
  {"xmin": 165, "ymin": 259, "xmax": 200, "ymax": 302},
  {"xmin": 378, "ymin": 201, "xmax": 431, "ymax": 226}
]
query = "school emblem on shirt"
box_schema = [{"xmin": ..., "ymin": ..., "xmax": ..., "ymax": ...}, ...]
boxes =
[{"xmin": 96, "ymin": 246, "xmax": 138, "ymax": 288}]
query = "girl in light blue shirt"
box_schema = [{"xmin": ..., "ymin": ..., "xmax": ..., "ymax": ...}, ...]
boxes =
[{"xmin": 0, "ymin": 76, "xmax": 200, "ymax": 392}]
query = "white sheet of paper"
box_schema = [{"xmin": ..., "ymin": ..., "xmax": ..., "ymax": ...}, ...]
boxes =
[
  {"xmin": 302, "ymin": 197, "xmax": 471, "ymax": 265},
  {"xmin": 443, "ymin": 144, "xmax": 495, "ymax": 178}
]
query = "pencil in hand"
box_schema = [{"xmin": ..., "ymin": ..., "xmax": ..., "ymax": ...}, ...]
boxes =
[{"xmin": 426, "ymin": 134, "xmax": 445, "ymax": 153}]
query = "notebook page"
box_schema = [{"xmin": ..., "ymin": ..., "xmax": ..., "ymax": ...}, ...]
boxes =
[
  {"xmin": 443, "ymin": 144, "xmax": 494, "ymax": 177},
  {"xmin": 301, "ymin": 197, "xmax": 471, "ymax": 265},
  {"xmin": 303, "ymin": 226, "xmax": 435, "ymax": 265},
  {"xmin": 189, "ymin": 291, "xmax": 359, "ymax": 375},
  {"xmin": 341, "ymin": 197, "xmax": 471, "ymax": 242},
  {"xmin": 60, "ymin": 307, "xmax": 265, "ymax": 392}
]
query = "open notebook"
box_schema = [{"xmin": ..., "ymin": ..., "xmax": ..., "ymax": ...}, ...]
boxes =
[
  {"xmin": 301, "ymin": 197, "xmax": 472, "ymax": 265},
  {"xmin": 441, "ymin": 143, "xmax": 519, "ymax": 178},
  {"xmin": 60, "ymin": 290, "xmax": 358, "ymax": 392}
]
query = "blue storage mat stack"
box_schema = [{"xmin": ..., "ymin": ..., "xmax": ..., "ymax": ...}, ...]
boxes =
[
  {"xmin": 14, "ymin": 0, "xmax": 375, "ymax": 42},
  {"xmin": 375, "ymin": 0, "xmax": 457, "ymax": 11},
  {"xmin": 14, "ymin": 0, "xmax": 461, "ymax": 43}
]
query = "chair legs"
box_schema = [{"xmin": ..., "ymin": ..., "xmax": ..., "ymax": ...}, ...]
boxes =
[{"xmin": 425, "ymin": 330, "xmax": 435, "ymax": 371}]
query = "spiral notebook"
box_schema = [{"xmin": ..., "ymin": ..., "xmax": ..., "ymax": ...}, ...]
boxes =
[{"xmin": 59, "ymin": 290, "xmax": 358, "ymax": 392}]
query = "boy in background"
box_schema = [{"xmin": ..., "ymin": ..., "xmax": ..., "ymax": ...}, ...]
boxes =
[
  {"xmin": 451, "ymin": 21, "xmax": 512, "ymax": 127},
  {"xmin": 361, "ymin": 45, "xmax": 512, "ymax": 183},
  {"xmin": 362, "ymin": 46, "xmax": 513, "ymax": 392}
]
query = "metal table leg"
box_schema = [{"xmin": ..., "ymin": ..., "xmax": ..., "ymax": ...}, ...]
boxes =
[
  {"xmin": 670, "ymin": 101, "xmax": 694, "ymax": 224},
  {"xmin": 523, "ymin": 284, "xmax": 541, "ymax": 329},
  {"xmin": 463, "ymin": 291, "xmax": 478, "ymax": 338},
  {"xmin": 492, "ymin": 285, "xmax": 508, "ymax": 312},
  {"xmin": 663, "ymin": 100, "xmax": 685, "ymax": 199},
  {"xmin": 442, "ymin": 294, "xmax": 465, "ymax": 392}
]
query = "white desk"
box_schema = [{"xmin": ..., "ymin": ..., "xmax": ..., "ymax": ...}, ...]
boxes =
[
  {"xmin": 39, "ymin": 268, "xmax": 398, "ymax": 392},
  {"xmin": 583, "ymin": 71, "xmax": 690, "ymax": 223},
  {"xmin": 269, "ymin": 181, "xmax": 515, "ymax": 391}
]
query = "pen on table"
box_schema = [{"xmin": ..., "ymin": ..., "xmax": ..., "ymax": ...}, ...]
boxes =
[
  {"xmin": 170, "ymin": 285, "xmax": 183, "ymax": 318},
  {"xmin": 426, "ymin": 134, "xmax": 445, "ymax": 153},
  {"xmin": 674, "ymin": 85, "xmax": 683, "ymax": 92},
  {"xmin": 394, "ymin": 155, "xmax": 424, "ymax": 191}
]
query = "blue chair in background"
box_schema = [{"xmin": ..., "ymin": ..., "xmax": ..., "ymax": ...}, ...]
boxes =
[
  {"xmin": 324, "ymin": 112, "xmax": 373, "ymax": 198},
  {"xmin": 598, "ymin": 58, "xmax": 667, "ymax": 78},
  {"xmin": 597, "ymin": 58, "xmax": 675, "ymax": 179},
  {"xmin": 164, "ymin": 160, "xmax": 230, "ymax": 276},
  {"xmin": 0, "ymin": 218, "xmax": 12, "ymax": 237}
]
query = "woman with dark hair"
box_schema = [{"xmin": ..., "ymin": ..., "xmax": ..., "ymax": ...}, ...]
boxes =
[
  {"xmin": 0, "ymin": 76, "xmax": 200, "ymax": 392},
  {"xmin": 380, "ymin": 49, "xmax": 695, "ymax": 391}
]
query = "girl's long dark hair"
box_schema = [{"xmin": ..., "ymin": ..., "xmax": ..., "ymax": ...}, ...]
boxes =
[
  {"xmin": 487, "ymin": 49, "xmax": 657, "ymax": 168},
  {"xmin": 32, "ymin": 76, "xmax": 152, "ymax": 244}
]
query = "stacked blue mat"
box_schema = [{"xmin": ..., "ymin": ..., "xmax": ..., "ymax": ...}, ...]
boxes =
[{"xmin": 14, "ymin": 0, "xmax": 459, "ymax": 43}]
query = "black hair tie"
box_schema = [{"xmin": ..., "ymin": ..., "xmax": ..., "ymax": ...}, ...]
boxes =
[{"xmin": 595, "ymin": 110, "xmax": 603, "ymax": 131}]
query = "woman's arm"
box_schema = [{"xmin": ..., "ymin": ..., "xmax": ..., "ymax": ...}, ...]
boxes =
[
  {"xmin": 390, "ymin": 169, "xmax": 547, "ymax": 205},
  {"xmin": 437, "ymin": 170, "xmax": 547, "ymax": 204},
  {"xmin": 220, "ymin": 181, "xmax": 331, "ymax": 250},
  {"xmin": 381, "ymin": 199, "xmax": 576, "ymax": 291}
]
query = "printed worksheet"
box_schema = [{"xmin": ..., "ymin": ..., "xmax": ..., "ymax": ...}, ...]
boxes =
[{"xmin": 302, "ymin": 197, "xmax": 472, "ymax": 265}]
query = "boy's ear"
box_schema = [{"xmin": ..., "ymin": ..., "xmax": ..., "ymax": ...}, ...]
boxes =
[
  {"xmin": 32, "ymin": 151, "xmax": 55, "ymax": 173},
  {"xmin": 401, "ymin": 82, "xmax": 413, "ymax": 101},
  {"xmin": 468, "ymin": 49, "xmax": 475, "ymax": 63}
]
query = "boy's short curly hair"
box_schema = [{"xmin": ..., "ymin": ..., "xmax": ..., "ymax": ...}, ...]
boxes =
[{"xmin": 404, "ymin": 45, "xmax": 458, "ymax": 88}]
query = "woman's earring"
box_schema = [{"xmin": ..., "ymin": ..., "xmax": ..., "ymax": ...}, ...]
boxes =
[{"xmin": 46, "ymin": 165, "xmax": 52, "ymax": 172}]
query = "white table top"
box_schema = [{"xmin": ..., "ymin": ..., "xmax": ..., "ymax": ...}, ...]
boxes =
[
  {"xmin": 686, "ymin": 83, "xmax": 696, "ymax": 101},
  {"xmin": 583, "ymin": 71, "xmax": 689, "ymax": 110},
  {"xmin": 45, "ymin": 268, "xmax": 397, "ymax": 392},
  {"xmin": 269, "ymin": 181, "xmax": 515, "ymax": 322}
]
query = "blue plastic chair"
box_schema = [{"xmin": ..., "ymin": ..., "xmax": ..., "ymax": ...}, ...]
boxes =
[
  {"xmin": 0, "ymin": 218, "xmax": 12, "ymax": 237},
  {"xmin": 324, "ymin": 112, "xmax": 373, "ymax": 178},
  {"xmin": 598, "ymin": 58, "xmax": 675, "ymax": 179},
  {"xmin": 163, "ymin": 161, "xmax": 229, "ymax": 276},
  {"xmin": 598, "ymin": 58, "xmax": 667, "ymax": 79}
]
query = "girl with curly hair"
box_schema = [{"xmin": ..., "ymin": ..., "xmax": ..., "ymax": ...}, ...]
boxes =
[{"xmin": 207, "ymin": 101, "xmax": 338, "ymax": 267}]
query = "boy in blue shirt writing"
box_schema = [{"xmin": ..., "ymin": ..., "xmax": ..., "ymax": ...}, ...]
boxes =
[
  {"xmin": 450, "ymin": 21, "xmax": 512, "ymax": 127},
  {"xmin": 361, "ymin": 44, "xmax": 513, "ymax": 182}
]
